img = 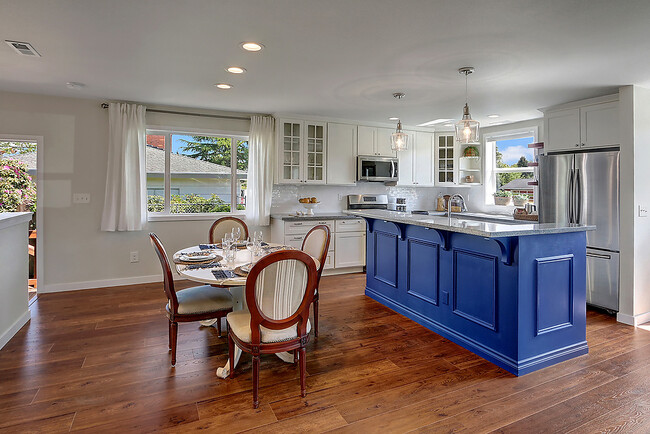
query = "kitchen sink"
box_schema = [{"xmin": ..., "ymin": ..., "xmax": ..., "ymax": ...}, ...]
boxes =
[{"xmin": 418, "ymin": 211, "xmax": 523, "ymax": 225}]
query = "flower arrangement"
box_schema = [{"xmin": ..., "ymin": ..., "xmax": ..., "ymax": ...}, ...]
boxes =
[
  {"xmin": 0, "ymin": 158, "xmax": 36, "ymax": 213},
  {"xmin": 463, "ymin": 146, "xmax": 480, "ymax": 157}
]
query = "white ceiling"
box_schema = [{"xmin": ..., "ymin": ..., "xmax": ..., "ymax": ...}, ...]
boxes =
[{"xmin": 1, "ymin": 0, "xmax": 650, "ymax": 126}]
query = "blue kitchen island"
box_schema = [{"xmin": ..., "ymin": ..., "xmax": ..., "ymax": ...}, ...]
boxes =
[{"xmin": 344, "ymin": 209, "xmax": 594, "ymax": 376}]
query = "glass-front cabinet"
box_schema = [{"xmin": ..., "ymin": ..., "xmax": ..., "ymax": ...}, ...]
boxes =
[
  {"xmin": 278, "ymin": 119, "xmax": 327, "ymax": 184},
  {"xmin": 436, "ymin": 133, "xmax": 455, "ymax": 185}
]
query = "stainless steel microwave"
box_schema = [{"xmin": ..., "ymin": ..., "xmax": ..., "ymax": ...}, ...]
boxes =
[{"xmin": 357, "ymin": 155, "xmax": 399, "ymax": 182}]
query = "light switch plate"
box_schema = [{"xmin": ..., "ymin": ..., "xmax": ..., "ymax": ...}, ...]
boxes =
[
  {"xmin": 639, "ymin": 205, "xmax": 648, "ymax": 218},
  {"xmin": 73, "ymin": 193, "xmax": 91, "ymax": 204}
]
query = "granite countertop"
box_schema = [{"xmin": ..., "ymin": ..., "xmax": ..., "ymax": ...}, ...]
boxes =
[
  {"xmin": 271, "ymin": 213, "xmax": 363, "ymax": 222},
  {"xmin": 343, "ymin": 209, "xmax": 595, "ymax": 238}
]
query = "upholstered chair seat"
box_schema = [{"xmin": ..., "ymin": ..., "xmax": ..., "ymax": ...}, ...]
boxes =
[
  {"xmin": 167, "ymin": 285, "xmax": 233, "ymax": 315},
  {"xmin": 227, "ymin": 311, "xmax": 311, "ymax": 343}
]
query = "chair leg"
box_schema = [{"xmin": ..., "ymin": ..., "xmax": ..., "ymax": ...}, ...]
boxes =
[
  {"xmin": 168, "ymin": 321, "xmax": 172, "ymax": 351},
  {"xmin": 299, "ymin": 347, "xmax": 307, "ymax": 398},
  {"xmin": 217, "ymin": 317, "xmax": 222, "ymax": 338},
  {"xmin": 313, "ymin": 296, "xmax": 319, "ymax": 338},
  {"xmin": 293, "ymin": 349, "xmax": 298, "ymax": 365},
  {"xmin": 252, "ymin": 354, "xmax": 260, "ymax": 409},
  {"xmin": 228, "ymin": 332, "xmax": 235, "ymax": 379},
  {"xmin": 170, "ymin": 321, "xmax": 178, "ymax": 367}
]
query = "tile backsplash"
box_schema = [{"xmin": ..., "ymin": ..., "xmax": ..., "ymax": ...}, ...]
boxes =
[{"xmin": 271, "ymin": 183, "xmax": 449, "ymax": 214}]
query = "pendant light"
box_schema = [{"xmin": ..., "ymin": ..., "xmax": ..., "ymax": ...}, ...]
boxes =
[
  {"xmin": 455, "ymin": 67, "xmax": 479, "ymax": 144},
  {"xmin": 390, "ymin": 93, "xmax": 409, "ymax": 151}
]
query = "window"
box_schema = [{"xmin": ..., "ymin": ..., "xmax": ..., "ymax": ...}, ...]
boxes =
[
  {"xmin": 146, "ymin": 130, "xmax": 249, "ymax": 217},
  {"xmin": 485, "ymin": 128, "xmax": 537, "ymax": 204}
]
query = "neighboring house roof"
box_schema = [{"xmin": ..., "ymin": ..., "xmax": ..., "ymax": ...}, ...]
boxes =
[
  {"xmin": 501, "ymin": 178, "xmax": 534, "ymax": 190},
  {"xmin": 4, "ymin": 148, "xmax": 247, "ymax": 177},
  {"xmin": 146, "ymin": 146, "xmax": 247, "ymax": 176}
]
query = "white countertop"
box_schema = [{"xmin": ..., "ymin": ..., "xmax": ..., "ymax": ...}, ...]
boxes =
[
  {"xmin": 343, "ymin": 209, "xmax": 594, "ymax": 238},
  {"xmin": 0, "ymin": 212, "xmax": 33, "ymax": 231}
]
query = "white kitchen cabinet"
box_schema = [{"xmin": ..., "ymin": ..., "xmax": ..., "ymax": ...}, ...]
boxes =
[
  {"xmin": 271, "ymin": 217, "xmax": 366, "ymax": 273},
  {"xmin": 334, "ymin": 232, "xmax": 366, "ymax": 268},
  {"xmin": 357, "ymin": 125, "xmax": 396, "ymax": 157},
  {"xmin": 544, "ymin": 100, "xmax": 619, "ymax": 152},
  {"xmin": 326, "ymin": 123, "xmax": 357, "ymax": 185},
  {"xmin": 277, "ymin": 119, "xmax": 327, "ymax": 184},
  {"xmin": 398, "ymin": 131, "xmax": 434, "ymax": 186},
  {"xmin": 435, "ymin": 133, "xmax": 456, "ymax": 185},
  {"xmin": 581, "ymin": 101, "xmax": 619, "ymax": 149}
]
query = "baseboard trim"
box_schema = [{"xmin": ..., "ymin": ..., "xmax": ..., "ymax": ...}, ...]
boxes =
[
  {"xmin": 0, "ymin": 310, "xmax": 31, "ymax": 350},
  {"xmin": 617, "ymin": 311, "xmax": 650, "ymax": 327},
  {"xmin": 39, "ymin": 274, "xmax": 164, "ymax": 293}
]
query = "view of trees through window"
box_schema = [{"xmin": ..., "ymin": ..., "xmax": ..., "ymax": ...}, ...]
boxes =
[
  {"xmin": 493, "ymin": 136, "xmax": 536, "ymax": 201},
  {"xmin": 146, "ymin": 132, "xmax": 248, "ymax": 214}
]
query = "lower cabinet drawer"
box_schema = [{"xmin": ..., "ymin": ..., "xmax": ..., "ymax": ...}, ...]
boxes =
[
  {"xmin": 335, "ymin": 218, "xmax": 366, "ymax": 233},
  {"xmin": 285, "ymin": 220, "xmax": 334, "ymax": 235}
]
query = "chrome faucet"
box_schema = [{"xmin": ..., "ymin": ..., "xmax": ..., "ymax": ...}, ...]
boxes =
[{"xmin": 447, "ymin": 194, "xmax": 468, "ymax": 217}]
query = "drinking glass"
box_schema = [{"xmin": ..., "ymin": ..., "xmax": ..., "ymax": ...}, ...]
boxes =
[
  {"xmin": 232, "ymin": 227, "xmax": 242, "ymax": 245},
  {"xmin": 225, "ymin": 243, "xmax": 237, "ymax": 264},
  {"xmin": 253, "ymin": 231, "xmax": 263, "ymax": 256},
  {"xmin": 246, "ymin": 237, "xmax": 255, "ymax": 263}
]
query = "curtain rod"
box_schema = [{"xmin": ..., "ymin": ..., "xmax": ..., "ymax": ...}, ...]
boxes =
[{"xmin": 100, "ymin": 103, "xmax": 251, "ymax": 121}]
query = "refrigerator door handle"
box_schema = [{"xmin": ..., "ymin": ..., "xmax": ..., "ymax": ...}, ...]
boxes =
[
  {"xmin": 575, "ymin": 168, "xmax": 582, "ymax": 224},
  {"xmin": 568, "ymin": 169, "xmax": 575, "ymax": 223},
  {"xmin": 586, "ymin": 251, "xmax": 612, "ymax": 260}
]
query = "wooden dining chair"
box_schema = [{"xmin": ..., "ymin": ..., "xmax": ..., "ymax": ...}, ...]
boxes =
[
  {"xmin": 300, "ymin": 225, "xmax": 331, "ymax": 338},
  {"xmin": 149, "ymin": 233, "xmax": 234, "ymax": 367},
  {"xmin": 227, "ymin": 250, "xmax": 318, "ymax": 408},
  {"xmin": 208, "ymin": 216, "xmax": 249, "ymax": 244}
]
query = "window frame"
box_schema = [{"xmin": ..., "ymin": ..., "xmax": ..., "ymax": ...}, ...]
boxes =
[
  {"xmin": 483, "ymin": 126, "xmax": 538, "ymax": 206},
  {"xmin": 145, "ymin": 127, "xmax": 249, "ymax": 221}
]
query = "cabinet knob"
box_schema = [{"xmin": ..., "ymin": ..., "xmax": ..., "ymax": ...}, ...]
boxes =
[
  {"xmin": 575, "ymin": 144, "xmax": 580, "ymax": 147},
  {"xmin": 581, "ymin": 143, "xmax": 585, "ymax": 147}
]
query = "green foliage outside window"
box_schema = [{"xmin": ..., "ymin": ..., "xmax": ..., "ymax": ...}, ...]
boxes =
[
  {"xmin": 147, "ymin": 194, "xmax": 245, "ymax": 214},
  {"xmin": 495, "ymin": 149, "xmax": 533, "ymax": 188},
  {"xmin": 0, "ymin": 158, "xmax": 36, "ymax": 212},
  {"xmin": 178, "ymin": 136, "xmax": 249, "ymax": 170}
]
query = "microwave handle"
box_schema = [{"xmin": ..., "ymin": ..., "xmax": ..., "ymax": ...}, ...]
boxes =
[{"xmin": 390, "ymin": 160, "xmax": 397, "ymax": 178}]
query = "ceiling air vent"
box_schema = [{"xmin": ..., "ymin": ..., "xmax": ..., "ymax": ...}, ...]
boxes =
[{"xmin": 5, "ymin": 40, "xmax": 41, "ymax": 57}]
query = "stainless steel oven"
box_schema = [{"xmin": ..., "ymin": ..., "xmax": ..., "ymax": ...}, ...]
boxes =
[{"xmin": 357, "ymin": 155, "xmax": 398, "ymax": 182}]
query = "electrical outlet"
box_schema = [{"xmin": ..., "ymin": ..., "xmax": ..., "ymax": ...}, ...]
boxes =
[
  {"xmin": 73, "ymin": 193, "xmax": 91, "ymax": 204},
  {"xmin": 639, "ymin": 205, "xmax": 648, "ymax": 218},
  {"xmin": 130, "ymin": 251, "xmax": 139, "ymax": 263},
  {"xmin": 338, "ymin": 194, "xmax": 343, "ymax": 201}
]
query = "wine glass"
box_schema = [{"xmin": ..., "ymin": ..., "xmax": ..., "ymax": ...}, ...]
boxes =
[
  {"xmin": 253, "ymin": 231, "xmax": 263, "ymax": 256},
  {"xmin": 246, "ymin": 237, "xmax": 255, "ymax": 264},
  {"xmin": 232, "ymin": 227, "xmax": 242, "ymax": 245}
]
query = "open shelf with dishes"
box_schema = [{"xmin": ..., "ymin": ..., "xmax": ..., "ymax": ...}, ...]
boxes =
[{"xmin": 457, "ymin": 143, "xmax": 483, "ymax": 185}]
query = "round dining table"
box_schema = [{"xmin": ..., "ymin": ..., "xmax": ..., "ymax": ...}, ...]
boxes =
[{"xmin": 173, "ymin": 243, "xmax": 315, "ymax": 379}]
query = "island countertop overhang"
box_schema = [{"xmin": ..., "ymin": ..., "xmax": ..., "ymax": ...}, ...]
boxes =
[{"xmin": 343, "ymin": 209, "xmax": 594, "ymax": 238}]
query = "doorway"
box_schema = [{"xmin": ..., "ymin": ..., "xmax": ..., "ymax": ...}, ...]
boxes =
[{"xmin": 0, "ymin": 135, "xmax": 42, "ymax": 303}]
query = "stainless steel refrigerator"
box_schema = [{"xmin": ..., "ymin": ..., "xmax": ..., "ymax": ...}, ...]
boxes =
[{"xmin": 539, "ymin": 149, "xmax": 620, "ymax": 312}]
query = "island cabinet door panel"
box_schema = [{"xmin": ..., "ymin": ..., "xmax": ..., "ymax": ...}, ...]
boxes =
[
  {"xmin": 366, "ymin": 220, "xmax": 402, "ymax": 298},
  {"xmin": 405, "ymin": 237, "xmax": 440, "ymax": 311},
  {"xmin": 516, "ymin": 233, "xmax": 587, "ymax": 361}
]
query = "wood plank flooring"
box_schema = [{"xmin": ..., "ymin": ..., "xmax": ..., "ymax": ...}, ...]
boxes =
[{"xmin": 1, "ymin": 273, "xmax": 650, "ymax": 433}]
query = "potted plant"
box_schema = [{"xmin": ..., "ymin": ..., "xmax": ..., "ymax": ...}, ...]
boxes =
[
  {"xmin": 513, "ymin": 194, "xmax": 529, "ymax": 206},
  {"xmin": 493, "ymin": 190, "xmax": 512, "ymax": 206}
]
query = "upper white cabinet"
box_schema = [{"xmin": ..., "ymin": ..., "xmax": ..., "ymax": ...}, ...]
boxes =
[
  {"xmin": 435, "ymin": 133, "xmax": 456, "ymax": 185},
  {"xmin": 544, "ymin": 100, "xmax": 619, "ymax": 153},
  {"xmin": 277, "ymin": 119, "xmax": 327, "ymax": 184},
  {"xmin": 357, "ymin": 126, "xmax": 396, "ymax": 157},
  {"xmin": 326, "ymin": 123, "xmax": 357, "ymax": 185},
  {"xmin": 398, "ymin": 131, "xmax": 434, "ymax": 186}
]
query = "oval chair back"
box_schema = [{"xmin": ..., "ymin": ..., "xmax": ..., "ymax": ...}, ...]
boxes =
[
  {"xmin": 301, "ymin": 225, "xmax": 330, "ymax": 279},
  {"xmin": 209, "ymin": 217, "xmax": 249, "ymax": 244},
  {"xmin": 149, "ymin": 233, "xmax": 179, "ymax": 315},
  {"xmin": 245, "ymin": 250, "xmax": 318, "ymax": 345}
]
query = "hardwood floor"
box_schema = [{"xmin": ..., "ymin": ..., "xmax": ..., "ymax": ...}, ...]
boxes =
[{"xmin": 1, "ymin": 273, "xmax": 650, "ymax": 433}]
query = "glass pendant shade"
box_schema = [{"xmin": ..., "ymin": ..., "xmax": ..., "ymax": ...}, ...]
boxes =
[
  {"xmin": 391, "ymin": 120, "xmax": 409, "ymax": 151},
  {"xmin": 455, "ymin": 103, "xmax": 480, "ymax": 144}
]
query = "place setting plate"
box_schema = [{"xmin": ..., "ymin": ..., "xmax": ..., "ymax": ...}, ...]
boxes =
[{"xmin": 173, "ymin": 252, "xmax": 222, "ymax": 265}]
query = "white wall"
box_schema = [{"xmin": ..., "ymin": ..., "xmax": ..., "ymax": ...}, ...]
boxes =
[
  {"xmin": 0, "ymin": 90, "xmax": 267, "ymax": 292},
  {"xmin": 0, "ymin": 213, "xmax": 31, "ymax": 349}
]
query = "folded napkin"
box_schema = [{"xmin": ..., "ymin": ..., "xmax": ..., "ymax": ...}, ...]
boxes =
[
  {"xmin": 185, "ymin": 263, "xmax": 221, "ymax": 270},
  {"xmin": 199, "ymin": 244, "xmax": 219, "ymax": 250},
  {"xmin": 212, "ymin": 268, "xmax": 236, "ymax": 280}
]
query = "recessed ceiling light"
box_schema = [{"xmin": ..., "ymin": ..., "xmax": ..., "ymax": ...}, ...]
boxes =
[
  {"xmin": 417, "ymin": 118, "xmax": 453, "ymax": 127},
  {"xmin": 241, "ymin": 42, "xmax": 264, "ymax": 52},
  {"xmin": 487, "ymin": 114, "xmax": 500, "ymax": 118},
  {"xmin": 226, "ymin": 66, "xmax": 246, "ymax": 74},
  {"xmin": 66, "ymin": 81, "xmax": 86, "ymax": 89},
  {"xmin": 388, "ymin": 117, "xmax": 399, "ymax": 121},
  {"xmin": 214, "ymin": 83, "xmax": 233, "ymax": 89}
]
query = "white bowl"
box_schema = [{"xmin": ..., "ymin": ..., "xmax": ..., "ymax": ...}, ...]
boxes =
[{"xmin": 301, "ymin": 202, "xmax": 320, "ymax": 215}]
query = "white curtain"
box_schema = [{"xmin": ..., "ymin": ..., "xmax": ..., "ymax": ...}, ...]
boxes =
[
  {"xmin": 101, "ymin": 103, "xmax": 147, "ymax": 231},
  {"xmin": 246, "ymin": 115, "xmax": 275, "ymax": 226}
]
